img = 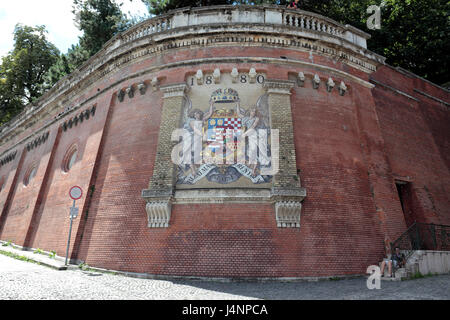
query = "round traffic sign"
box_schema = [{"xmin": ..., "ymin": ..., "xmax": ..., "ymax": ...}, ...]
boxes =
[{"xmin": 69, "ymin": 186, "xmax": 83, "ymax": 200}]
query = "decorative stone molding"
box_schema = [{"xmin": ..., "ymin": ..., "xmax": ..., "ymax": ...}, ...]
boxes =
[
  {"xmin": 62, "ymin": 106, "xmax": 96, "ymax": 132},
  {"xmin": 264, "ymin": 79, "xmax": 307, "ymax": 228},
  {"xmin": 160, "ymin": 83, "xmax": 190, "ymax": 98},
  {"xmin": 145, "ymin": 199, "xmax": 172, "ymax": 228},
  {"xmin": 26, "ymin": 132, "xmax": 50, "ymax": 152},
  {"xmin": 174, "ymin": 189, "xmax": 272, "ymax": 204},
  {"xmin": 326, "ymin": 77, "xmax": 335, "ymax": 92},
  {"xmin": 0, "ymin": 150, "xmax": 17, "ymax": 167},
  {"xmin": 142, "ymin": 83, "xmax": 189, "ymax": 228},
  {"xmin": 118, "ymin": 89, "xmax": 126, "ymax": 102},
  {"xmin": 297, "ymin": 72, "xmax": 305, "ymax": 87},
  {"xmin": 263, "ymin": 79, "xmax": 295, "ymax": 95},
  {"xmin": 213, "ymin": 68, "xmax": 221, "ymax": 84},
  {"xmin": 313, "ymin": 74, "xmax": 321, "ymax": 89},
  {"xmin": 126, "ymin": 86, "xmax": 135, "ymax": 99},
  {"xmin": 120, "ymin": 5, "xmax": 373, "ymax": 51},
  {"xmin": 275, "ymin": 201, "xmax": 302, "ymax": 228},
  {"xmin": 151, "ymin": 77, "xmax": 159, "ymax": 91},
  {"xmin": 196, "ymin": 70, "xmax": 204, "ymax": 85},
  {"xmin": 231, "ymin": 68, "xmax": 239, "ymax": 83},
  {"xmin": 249, "ymin": 68, "xmax": 257, "ymax": 83},
  {"xmin": 138, "ymin": 82, "xmax": 148, "ymax": 95},
  {"xmin": 338, "ymin": 81, "xmax": 348, "ymax": 96}
]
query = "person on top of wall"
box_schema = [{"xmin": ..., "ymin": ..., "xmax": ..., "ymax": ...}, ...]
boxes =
[{"xmin": 287, "ymin": 0, "xmax": 301, "ymax": 9}]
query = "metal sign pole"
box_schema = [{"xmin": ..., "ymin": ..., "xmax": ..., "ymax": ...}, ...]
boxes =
[
  {"xmin": 65, "ymin": 186, "xmax": 82, "ymax": 266},
  {"xmin": 65, "ymin": 199, "xmax": 76, "ymax": 266}
]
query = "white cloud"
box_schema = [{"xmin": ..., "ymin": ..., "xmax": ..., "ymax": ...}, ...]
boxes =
[{"xmin": 0, "ymin": 0, "xmax": 148, "ymax": 59}]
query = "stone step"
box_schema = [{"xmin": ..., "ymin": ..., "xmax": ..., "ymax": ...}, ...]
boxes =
[{"xmin": 378, "ymin": 263, "xmax": 407, "ymax": 281}]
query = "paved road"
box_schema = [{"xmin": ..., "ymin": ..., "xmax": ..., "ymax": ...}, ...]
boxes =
[{"xmin": 0, "ymin": 254, "xmax": 449, "ymax": 300}]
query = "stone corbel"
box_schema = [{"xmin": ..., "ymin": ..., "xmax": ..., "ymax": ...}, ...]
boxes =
[
  {"xmin": 151, "ymin": 77, "xmax": 159, "ymax": 91},
  {"xmin": 213, "ymin": 68, "xmax": 221, "ymax": 84},
  {"xmin": 297, "ymin": 72, "xmax": 305, "ymax": 87},
  {"xmin": 142, "ymin": 189, "xmax": 174, "ymax": 228},
  {"xmin": 231, "ymin": 68, "xmax": 239, "ymax": 83},
  {"xmin": 146, "ymin": 200, "xmax": 172, "ymax": 228},
  {"xmin": 271, "ymin": 187, "xmax": 306, "ymax": 228},
  {"xmin": 313, "ymin": 74, "xmax": 321, "ymax": 89},
  {"xmin": 118, "ymin": 89, "xmax": 126, "ymax": 102},
  {"xmin": 275, "ymin": 201, "xmax": 302, "ymax": 228},
  {"xmin": 138, "ymin": 82, "xmax": 148, "ymax": 95},
  {"xmin": 196, "ymin": 70, "xmax": 203, "ymax": 85},
  {"xmin": 249, "ymin": 68, "xmax": 257, "ymax": 83},
  {"xmin": 126, "ymin": 86, "xmax": 135, "ymax": 99},
  {"xmin": 338, "ymin": 81, "xmax": 348, "ymax": 96},
  {"xmin": 326, "ymin": 77, "xmax": 335, "ymax": 92}
]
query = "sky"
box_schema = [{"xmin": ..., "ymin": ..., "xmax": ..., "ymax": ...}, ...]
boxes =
[{"xmin": 0, "ymin": 0, "xmax": 149, "ymax": 59}]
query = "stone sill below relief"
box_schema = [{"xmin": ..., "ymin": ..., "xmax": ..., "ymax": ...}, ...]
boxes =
[{"xmin": 144, "ymin": 188, "xmax": 307, "ymax": 204}]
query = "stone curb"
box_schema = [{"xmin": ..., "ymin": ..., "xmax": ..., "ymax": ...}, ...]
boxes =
[{"xmin": 0, "ymin": 241, "xmax": 69, "ymax": 271}]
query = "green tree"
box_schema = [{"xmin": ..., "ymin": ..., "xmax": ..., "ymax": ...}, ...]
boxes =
[
  {"xmin": 73, "ymin": 0, "xmax": 129, "ymax": 56},
  {"xmin": 41, "ymin": 44, "xmax": 91, "ymax": 90},
  {"xmin": 41, "ymin": 1, "xmax": 144, "ymax": 94},
  {"xmin": 141, "ymin": 0, "xmax": 273, "ymax": 16},
  {"xmin": 0, "ymin": 25, "xmax": 60, "ymax": 125}
]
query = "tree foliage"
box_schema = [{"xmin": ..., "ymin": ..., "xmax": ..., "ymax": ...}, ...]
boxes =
[
  {"xmin": 73, "ymin": 0, "xmax": 129, "ymax": 56},
  {"xmin": 42, "ymin": 0, "xmax": 130, "ymax": 90},
  {"xmin": 142, "ymin": 0, "xmax": 274, "ymax": 16},
  {"xmin": 41, "ymin": 44, "xmax": 91, "ymax": 91},
  {"xmin": 0, "ymin": 25, "xmax": 60, "ymax": 125},
  {"xmin": 141, "ymin": 0, "xmax": 449, "ymax": 85}
]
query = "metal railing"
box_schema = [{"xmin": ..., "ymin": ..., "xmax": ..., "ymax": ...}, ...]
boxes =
[{"xmin": 390, "ymin": 222, "xmax": 450, "ymax": 261}]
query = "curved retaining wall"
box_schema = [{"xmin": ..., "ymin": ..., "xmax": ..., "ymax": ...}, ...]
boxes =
[{"xmin": 0, "ymin": 5, "xmax": 448, "ymax": 279}]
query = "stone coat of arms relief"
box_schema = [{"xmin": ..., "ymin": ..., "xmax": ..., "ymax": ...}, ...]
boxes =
[{"xmin": 175, "ymin": 74, "xmax": 274, "ymax": 188}]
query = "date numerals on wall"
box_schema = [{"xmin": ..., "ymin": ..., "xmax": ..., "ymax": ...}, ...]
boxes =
[{"xmin": 188, "ymin": 73, "xmax": 265, "ymax": 86}]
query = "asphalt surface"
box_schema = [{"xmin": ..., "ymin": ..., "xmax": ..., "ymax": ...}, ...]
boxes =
[{"xmin": 0, "ymin": 254, "xmax": 449, "ymax": 300}]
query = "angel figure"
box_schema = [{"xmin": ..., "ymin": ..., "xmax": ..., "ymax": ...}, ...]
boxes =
[
  {"xmin": 181, "ymin": 97, "xmax": 215, "ymax": 176},
  {"xmin": 236, "ymin": 95, "xmax": 270, "ymax": 177}
]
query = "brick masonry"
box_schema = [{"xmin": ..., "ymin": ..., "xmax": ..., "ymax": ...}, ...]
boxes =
[{"xmin": 0, "ymin": 9, "xmax": 448, "ymax": 278}]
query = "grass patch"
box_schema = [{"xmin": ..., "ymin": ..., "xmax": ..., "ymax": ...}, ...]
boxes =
[
  {"xmin": 329, "ymin": 276, "xmax": 342, "ymax": 281},
  {"xmin": 0, "ymin": 250, "xmax": 41, "ymax": 266},
  {"xmin": 1, "ymin": 240, "xmax": 12, "ymax": 247},
  {"xmin": 408, "ymin": 271, "xmax": 438, "ymax": 280}
]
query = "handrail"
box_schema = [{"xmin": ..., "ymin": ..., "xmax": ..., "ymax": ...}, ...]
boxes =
[{"xmin": 390, "ymin": 222, "xmax": 450, "ymax": 262}]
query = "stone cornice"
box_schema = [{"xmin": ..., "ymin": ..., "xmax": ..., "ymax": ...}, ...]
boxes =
[
  {"xmin": 160, "ymin": 83, "xmax": 190, "ymax": 98},
  {"xmin": 264, "ymin": 79, "xmax": 295, "ymax": 95}
]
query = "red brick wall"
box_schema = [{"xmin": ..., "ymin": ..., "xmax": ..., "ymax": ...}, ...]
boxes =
[
  {"xmin": 24, "ymin": 96, "xmax": 111, "ymax": 257},
  {"xmin": 0, "ymin": 129, "xmax": 57, "ymax": 245},
  {"xmin": 75, "ymin": 79, "xmax": 164, "ymax": 267},
  {"xmin": 0, "ymin": 44, "xmax": 448, "ymax": 278},
  {"xmin": 371, "ymin": 67, "xmax": 450, "ymax": 226}
]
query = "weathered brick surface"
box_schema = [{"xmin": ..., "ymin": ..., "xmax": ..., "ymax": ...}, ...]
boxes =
[
  {"xmin": 371, "ymin": 66, "xmax": 450, "ymax": 227},
  {"xmin": 0, "ymin": 40, "xmax": 448, "ymax": 278}
]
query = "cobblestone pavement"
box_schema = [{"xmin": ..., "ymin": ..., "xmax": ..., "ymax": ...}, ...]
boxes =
[{"xmin": 0, "ymin": 254, "xmax": 449, "ymax": 300}]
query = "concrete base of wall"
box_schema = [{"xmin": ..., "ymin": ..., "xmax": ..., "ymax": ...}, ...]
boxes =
[{"xmin": 406, "ymin": 250, "xmax": 450, "ymax": 276}]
